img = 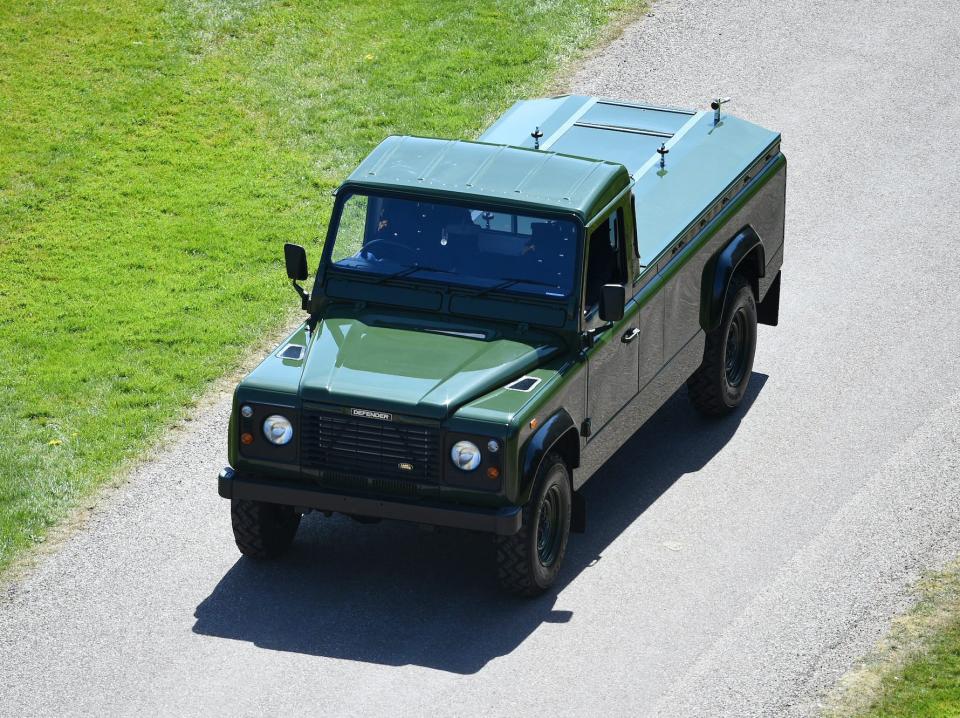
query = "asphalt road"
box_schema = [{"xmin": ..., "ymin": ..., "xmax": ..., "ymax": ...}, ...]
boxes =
[{"xmin": 3, "ymin": 1, "xmax": 960, "ymax": 716}]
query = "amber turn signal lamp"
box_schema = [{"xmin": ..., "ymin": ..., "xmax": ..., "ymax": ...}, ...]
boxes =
[
  {"xmin": 240, "ymin": 432, "xmax": 254, "ymax": 445},
  {"xmin": 529, "ymin": 418, "xmax": 538, "ymax": 430},
  {"xmin": 486, "ymin": 467, "xmax": 500, "ymax": 480}
]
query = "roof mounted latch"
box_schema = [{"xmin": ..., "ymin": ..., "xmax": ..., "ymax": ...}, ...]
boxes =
[
  {"xmin": 531, "ymin": 126, "xmax": 544, "ymax": 150},
  {"xmin": 711, "ymin": 97, "xmax": 731, "ymax": 126},
  {"xmin": 656, "ymin": 143, "xmax": 669, "ymax": 170}
]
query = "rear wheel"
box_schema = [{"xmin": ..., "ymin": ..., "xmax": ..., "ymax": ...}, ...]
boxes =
[
  {"xmin": 231, "ymin": 498, "xmax": 301, "ymax": 559},
  {"xmin": 687, "ymin": 273, "xmax": 757, "ymax": 416},
  {"xmin": 496, "ymin": 453, "xmax": 572, "ymax": 596}
]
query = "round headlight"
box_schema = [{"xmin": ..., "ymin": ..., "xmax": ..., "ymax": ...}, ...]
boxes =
[
  {"xmin": 262, "ymin": 415, "xmax": 294, "ymax": 445},
  {"xmin": 450, "ymin": 440, "xmax": 481, "ymax": 471}
]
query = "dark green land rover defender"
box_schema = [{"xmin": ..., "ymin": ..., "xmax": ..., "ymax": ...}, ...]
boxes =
[{"xmin": 218, "ymin": 95, "xmax": 786, "ymax": 595}]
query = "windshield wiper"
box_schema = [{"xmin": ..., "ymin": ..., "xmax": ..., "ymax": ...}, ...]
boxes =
[
  {"xmin": 373, "ymin": 263, "xmax": 456, "ymax": 285},
  {"xmin": 470, "ymin": 276, "xmax": 560, "ymax": 298}
]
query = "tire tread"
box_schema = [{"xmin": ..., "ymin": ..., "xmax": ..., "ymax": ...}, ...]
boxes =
[
  {"xmin": 687, "ymin": 273, "xmax": 755, "ymax": 416},
  {"xmin": 495, "ymin": 452, "xmax": 570, "ymax": 597},
  {"xmin": 230, "ymin": 498, "xmax": 300, "ymax": 559}
]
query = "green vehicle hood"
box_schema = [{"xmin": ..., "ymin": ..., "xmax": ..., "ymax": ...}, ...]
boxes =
[{"xmin": 300, "ymin": 315, "xmax": 562, "ymax": 420}]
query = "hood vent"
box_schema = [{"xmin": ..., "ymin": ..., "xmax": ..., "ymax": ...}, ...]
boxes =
[
  {"xmin": 506, "ymin": 376, "xmax": 541, "ymax": 392},
  {"xmin": 278, "ymin": 344, "xmax": 305, "ymax": 360}
]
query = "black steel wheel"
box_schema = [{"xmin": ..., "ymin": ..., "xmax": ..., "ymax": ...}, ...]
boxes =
[
  {"xmin": 496, "ymin": 452, "xmax": 572, "ymax": 597},
  {"xmin": 537, "ymin": 483, "xmax": 564, "ymax": 567},
  {"xmin": 687, "ymin": 273, "xmax": 758, "ymax": 416},
  {"xmin": 231, "ymin": 498, "xmax": 301, "ymax": 559},
  {"xmin": 725, "ymin": 306, "xmax": 751, "ymax": 386}
]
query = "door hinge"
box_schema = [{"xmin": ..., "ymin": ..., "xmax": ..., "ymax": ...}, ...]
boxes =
[{"xmin": 581, "ymin": 418, "xmax": 592, "ymax": 437}]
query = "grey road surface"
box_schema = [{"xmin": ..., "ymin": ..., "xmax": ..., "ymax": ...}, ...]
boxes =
[{"xmin": 3, "ymin": 1, "xmax": 960, "ymax": 716}]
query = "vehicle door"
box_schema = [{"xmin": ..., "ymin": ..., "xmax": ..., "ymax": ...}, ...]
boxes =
[{"xmin": 583, "ymin": 207, "xmax": 640, "ymax": 440}]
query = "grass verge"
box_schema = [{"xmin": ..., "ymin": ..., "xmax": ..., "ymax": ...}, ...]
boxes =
[
  {"xmin": 0, "ymin": 0, "xmax": 643, "ymax": 572},
  {"xmin": 823, "ymin": 559, "xmax": 960, "ymax": 717}
]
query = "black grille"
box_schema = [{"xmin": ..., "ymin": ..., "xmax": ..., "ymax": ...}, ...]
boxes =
[{"xmin": 301, "ymin": 409, "xmax": 441, "ymax": 484}]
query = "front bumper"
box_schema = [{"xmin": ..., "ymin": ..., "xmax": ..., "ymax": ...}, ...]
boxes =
[{"xmin": 218, "ymin": 467, "xmax": 521, "ymax": 536}]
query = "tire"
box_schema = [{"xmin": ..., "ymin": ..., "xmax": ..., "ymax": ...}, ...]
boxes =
[
  {"xmin": 231, "ymin": 498, "xmax": 301, "ymax": 559},
  {"xmin": 687, "ymin": 273, "xmax": 758, "ymax": 416},
  {"xmin": 496, "ymin": 453, "xmax": 572, "ymax": 597}
]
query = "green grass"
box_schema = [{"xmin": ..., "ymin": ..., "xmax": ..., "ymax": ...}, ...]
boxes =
[
  {"xmin": 824, "ymin": 563, "xmax": 960, "ymax": 718},
  {"xmin": 862, "ymin": 618, "xmax": 960, "ymax": 717},
  {"xmin": 0, "ymin": 0, "xmax": 638, "ymax": 571},
  {"xmin": 855, "ymin": 566, "xmax": 960, "ymax": 718}
]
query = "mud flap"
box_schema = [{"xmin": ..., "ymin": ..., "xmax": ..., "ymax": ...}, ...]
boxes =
[
  {"xmin": 572, "ymin": 491, "xmax": 586, "ymax": 533},
  {"xmin": 757, "ymin": 270, "xmax": 781, "ymax": 326}
]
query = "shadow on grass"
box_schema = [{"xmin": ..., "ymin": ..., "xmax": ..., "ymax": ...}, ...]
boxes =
[{"xmin": 193, "ymin": 374, "xmax": 768, "ymax": 674}]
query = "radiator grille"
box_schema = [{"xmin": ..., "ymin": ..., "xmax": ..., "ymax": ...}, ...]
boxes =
[{"xmin": 301, "ymin": 409, "xmax": 441, "ymax": 484}]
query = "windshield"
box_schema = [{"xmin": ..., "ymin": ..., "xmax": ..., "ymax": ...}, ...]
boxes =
[{"xmin": 328, "ymin": 193, "xmax": 579, "ymax": 298}]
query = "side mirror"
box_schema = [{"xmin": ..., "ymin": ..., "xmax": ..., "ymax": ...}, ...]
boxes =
[
  {"xmin": 599, "ymin": 284, "xmax": 626, "ymax": 322},
  {"xmin": 284, "ymin": 243, "xmax": 308, "ymax": 281}
]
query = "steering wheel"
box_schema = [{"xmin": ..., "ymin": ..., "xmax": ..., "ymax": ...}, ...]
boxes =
[{"xmin": 360, "ymin": 238, "xmax": 417, "ymax": 263}]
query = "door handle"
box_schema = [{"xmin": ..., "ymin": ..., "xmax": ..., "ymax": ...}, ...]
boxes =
[{"xmin": 621, "ymin": 327, "xmax": 640, "ymax": 343}]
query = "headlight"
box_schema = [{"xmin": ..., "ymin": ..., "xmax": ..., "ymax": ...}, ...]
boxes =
[
  {"xmin": 263, "ymin": 414, "xmax": 294, "ymax": 445},
  {"xmin": 450, "ymin": 440, "xmax": 481, "ymax": 471}
]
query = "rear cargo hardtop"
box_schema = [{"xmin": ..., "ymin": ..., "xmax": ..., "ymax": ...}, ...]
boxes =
[{"xmin": 482, "ymin": 95, "xmax": 782, "ymax": 261}]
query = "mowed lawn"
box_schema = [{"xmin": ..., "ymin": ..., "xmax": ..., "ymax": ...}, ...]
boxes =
[
  {"xmin": 854, "ymin": 568, "xmax": 960, "ymax": 718},
  {"xmin": 863, "ymin": 621, "xmax": 960, "ymax": 717},
  {"xmin": 0, "ymin": 0, "xmax": 636, "ymax": 570}
]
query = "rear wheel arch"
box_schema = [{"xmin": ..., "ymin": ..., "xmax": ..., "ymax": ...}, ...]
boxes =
[{"xmin": 700, "ymin": 225, "xmax": 766, "ymax": 332}]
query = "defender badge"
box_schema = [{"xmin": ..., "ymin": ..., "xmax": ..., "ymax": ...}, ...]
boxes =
[{"xmin": 351, "ymin": 408, "xmax": 393, "ymax": 421}]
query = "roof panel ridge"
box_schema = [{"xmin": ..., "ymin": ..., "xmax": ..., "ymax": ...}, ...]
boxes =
[
  {"xmin": 512, "ymin": 151, "xmax": 555, "ymax": 195},
  {"xmin": 416, "ymin": 139, "xmax": 459, "ymax": 182},
  {"xmin": 564, "ymin": 162, "xmax": 607, "ymax": 205},
  {"xmin": 367, "ymin": 135, "xmax": 407, "ymax": 176},
  {"xmin": 464, "ymin": 144, "xmax": 507, "ymax": 188}
]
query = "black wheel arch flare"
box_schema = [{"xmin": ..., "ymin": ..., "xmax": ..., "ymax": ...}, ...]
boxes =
[
  {"xmin": 700, "ymin": 224, "xmax": 766, "ymax": 333},
  {"xmin": 518, "ymin": 408, "xmax": 579, "ymax": 504}
]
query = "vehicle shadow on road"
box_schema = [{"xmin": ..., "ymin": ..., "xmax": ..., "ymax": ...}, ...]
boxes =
[{"xmin": 193, "ymin": 373, "xmax": 768, "ymax": 674}]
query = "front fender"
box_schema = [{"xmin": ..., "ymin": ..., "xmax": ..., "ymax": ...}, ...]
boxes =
[{"xmin": 518, "ymin": 409, "xmax": 578, "ymax": 504}]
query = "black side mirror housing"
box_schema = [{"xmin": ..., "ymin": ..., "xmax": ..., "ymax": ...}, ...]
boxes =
[
  {"xmin": 284, "ymin": 243, "xmax": 308, "ymax": 281},
  {"xmin": 599, "ymin": 283, "xmax": 626, "ymax": 322}
]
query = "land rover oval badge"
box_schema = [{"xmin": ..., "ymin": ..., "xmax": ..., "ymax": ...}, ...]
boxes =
[
  {"xmin": 351, "ymin": 408, "xmax": 392, "ymax": 421},
  {"xmin": 398, "ymin": 462, "xmax": 414, "ymax": 472}
]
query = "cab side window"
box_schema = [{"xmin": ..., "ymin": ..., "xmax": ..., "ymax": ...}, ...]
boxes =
[{"xmin": 584, "ymin": 209, "xmax": 627, "ymax": 314}]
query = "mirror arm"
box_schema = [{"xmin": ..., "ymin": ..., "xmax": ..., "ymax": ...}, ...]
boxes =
[
  {"xmin": 580, "ymin": 322, "xmax": 614, "ymax": 352},
  {"xmin": 291, "ymin": 280, "xmax": 310, "ymax": 311}
]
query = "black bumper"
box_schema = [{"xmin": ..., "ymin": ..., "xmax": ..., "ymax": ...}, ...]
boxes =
[{"xmin": 218, "ymin": 467, "xmax": 521, "ymax": 536}]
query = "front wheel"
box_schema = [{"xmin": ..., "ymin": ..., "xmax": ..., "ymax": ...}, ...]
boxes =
[
  {"xmin": 495, "ymin": 453, "xmax": 572, "ymax": 596},
  {"xmin": 687, "ymin": 273, "xmax": 758, "ymax": 416},
  {"xmin": 231, "ymin": 498, "xmax": 301, "ymax": 559}
]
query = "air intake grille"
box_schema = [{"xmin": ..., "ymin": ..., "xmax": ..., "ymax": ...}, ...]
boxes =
[{"xmin": 301, "ymin": 409, "xmax": 441, "ymax": 484}]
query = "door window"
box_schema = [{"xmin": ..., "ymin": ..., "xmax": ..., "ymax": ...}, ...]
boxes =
[{"xmin": 584, "ymin": 209, "xmax": 627, "ymax": 315}]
